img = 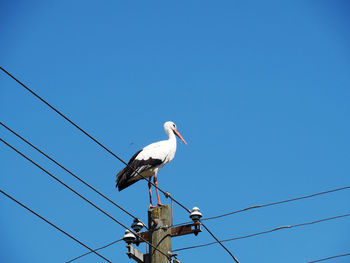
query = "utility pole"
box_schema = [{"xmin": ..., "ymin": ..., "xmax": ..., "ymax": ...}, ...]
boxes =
[
  {"xmin": 148, "ymin": 205, "xmax": 171, "ymax": 263},
  {"xmin": 124, "ymin": 205, "xmax": 202, "ymax": 263}
]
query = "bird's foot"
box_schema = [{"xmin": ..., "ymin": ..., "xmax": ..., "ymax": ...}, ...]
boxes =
[
  {"xmin": 157, "ymin": 203, "xmax": 165, "ymax": 207},
  {"xmin": 149, "ymin": 204, "xmax": 156, "ymax": 209}
]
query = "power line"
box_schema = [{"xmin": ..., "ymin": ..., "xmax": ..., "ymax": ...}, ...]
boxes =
[
  {"xmin": 68, "ymin": 211, "xmax": 350, "ymax": 261},
  {"xmin": 3, "ymin": 68, "xmax": 347, "ymax": 263},
  {"xmin": 69, "ymin": 223, "xmax": 241, "ymax": 263},
  {"xmin": 0, "ymin": 137, "xmax": 170, "ymax": 261},
  {"xmin": 201, "ymin": 186, "xmax": 350, "ymax": 222},
  {"xmin": 1, "ymin": 66, "xmax": 238, "ymax": 261},
  {"xmin": 0, "ymin": 189, "xmax": 112, "ymax": 263},
  {"xmin": 170, "ymin": 185, "xmax": 350, "ymax": 228},
  {"xmin": 201, "ymin": 223, "xmax": 239, "ymax": 263},
  {"xmin": 172, "ymin": 212, "xmax": 350, "ymax": 252},
  {"xmin": 0, "ymin": 66, "xmax": 189, "ymax": 213},
  {"xmin": 308, "ymin": 253, "xmax": 350, "ymax": 262},
  {"xmin": 0, "ymin": 121, "xmax": 148, "ymax": 230},
  {"xmin": 0, "ymin": 66, "xmax": 190, "ymax": 213},
  {"xmin": 66, "ymin": 239, "xmax": 123, "ymax": 263}
]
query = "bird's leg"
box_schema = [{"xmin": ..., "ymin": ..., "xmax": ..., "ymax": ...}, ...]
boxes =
[
  {"xmin": 148, "ymin": 177, "xmax": 155, "ymax": 209},
  {"xmin": 154, "ymin": 172, "xmax": 164, "ymax": 207}
]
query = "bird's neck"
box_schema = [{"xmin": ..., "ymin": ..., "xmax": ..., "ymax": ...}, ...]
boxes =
[
  {"xmin": 166, "ymin": 129, "xmax": 177, "ymax": 144},
  {"xmin": 166, "ymin": 129, "xmax": 177, "ymax": 160}
]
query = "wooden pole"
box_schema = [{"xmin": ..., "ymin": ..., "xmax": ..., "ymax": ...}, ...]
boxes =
[{"xmin": 148, "ymin": 205, "xmax": 171, "ymax": 263}]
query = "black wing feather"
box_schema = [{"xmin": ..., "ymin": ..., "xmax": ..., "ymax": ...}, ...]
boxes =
[{"xmin": 116, "ymin": 149, "xmax": 163, "ymax": 191}]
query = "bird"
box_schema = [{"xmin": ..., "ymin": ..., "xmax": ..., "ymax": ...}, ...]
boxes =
[{"xmin": 116, "ymin": 121, "xmax": 187, "ymax": 208}]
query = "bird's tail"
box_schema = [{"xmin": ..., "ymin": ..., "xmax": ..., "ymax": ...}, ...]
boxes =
[{"xmin": 116, "ymin": 167, "xmax": 137, "ymax": 191}]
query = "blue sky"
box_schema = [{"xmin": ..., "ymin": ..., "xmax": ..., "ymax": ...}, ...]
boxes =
[{"xmin": 1, "ymin": 1, "xmax": 350, "ymax": 262}]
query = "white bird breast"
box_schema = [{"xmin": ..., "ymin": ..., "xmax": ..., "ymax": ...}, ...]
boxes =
[{"xmin": 137, "ymin": 140, "xmax": 177, "ymax": 166}]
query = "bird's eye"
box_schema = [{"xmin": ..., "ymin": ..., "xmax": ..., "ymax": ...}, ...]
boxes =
[{"xmin": 173, "ymin": 124, "xmax": 176, "ymax": 128}]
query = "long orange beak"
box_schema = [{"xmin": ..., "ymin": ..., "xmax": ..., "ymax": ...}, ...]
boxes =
[{"xmin": 174, "ymin": 129, "xmax": 187, "ymax": 144}]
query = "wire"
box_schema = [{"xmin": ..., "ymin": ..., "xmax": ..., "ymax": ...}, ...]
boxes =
[
  {"xmin": 201, "ymin": 186, "xmax": 350, "ymax": 222},
  {"xmin": 67, "ymin": 223, "xmax": 241, "ymax": 263},
  {"xmin": 308, "ymin": 253, "xmax": 350, "ymax": 262},
  {"xmin": 0, "ymin": 66, "xmax": 189, "ymax": 214},
  {"xmin": 172, "ymin": 212, "xmax": 350, "ymax": 252},
  {"xmin": 0, "ymin": 189, "xmax": 112, "ymax": 263},
  {"xmin": 170, "ymin": 185, "xmax": 350, "ymax": 228},
  {"xmin": 201, "ymin": 223, "xmax": 240, "ymax": 263},
  {"xmin": 66, "ymin": 239, "xmax": 123, "ymax": 263},
  {"xmin": 1, "ymin": 66, "xmax": 238, "ymax": 261},
  {"xmin": 0, "ymin": 137, "xmax": 170, "ymax": 261},
  {"xmin": 0, "ymin": 121, "xmax": 148, "ymax": 230}
]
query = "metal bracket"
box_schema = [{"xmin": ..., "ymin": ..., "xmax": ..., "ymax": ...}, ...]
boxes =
[
  {"xmin": 171, "ymin": 222, "xmax": 202, "ymax": 237},
  {"xmin": 126, "ymin": 244, "xmax": 149, "ymax": 263},
  {"xmin": 134, "ymin": 222, "xmax": 202, "ymax": 245}
]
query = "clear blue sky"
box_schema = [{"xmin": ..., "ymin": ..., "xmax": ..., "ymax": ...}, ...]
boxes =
[{"xmin": 1, "ymin": 1, "xmax": 350, "ymax": 262}]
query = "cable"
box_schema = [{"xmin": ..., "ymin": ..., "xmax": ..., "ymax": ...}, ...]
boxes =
[
  {"xmin": 308, "ymin": 253, "xmax": 350, "ymax": 262},
  {"xmin": 201, "ymin": 223, "xmax": 239, "ymax": 263},
  {"xmin": 0, "ymin": 137, "xmax": 170, "ymax": 261},
  {"xmin": 67, "ymin": 224, "xmax": 241, "ymax": 263},
  {"xmin": 0, "ymin": 121, "xmax": 148, "ymax": 230},
  {"xmin": 0, "ymin": 66, "xmax": 190, "ymax": 213},
  {"xmin": 0, "ymin": 189, "xmax": 112, "ymax": 263},
  {"xmin": 66, "ymin": 239, "xmax": 123, "ymax": 263},
  {"xmin": 171, "ymin": 185, "xmax": 350, "ymax": 228},
  {"xmin": 0, "ymin": 66, "xmax": 189, "ymax": 213},
  {"xmin": 202, "ymin": 186, "xmax": 350, "ymax": 222},
  {"xmin": 172, "ymin": 212, "xmax": 350, "ymax": 252},
  {"xmin": 1, "ymin": 66, "xmax": 238, "ymax": 261}
]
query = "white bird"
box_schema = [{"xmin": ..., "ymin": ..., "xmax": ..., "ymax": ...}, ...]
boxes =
[{"xmin": 116, "ymin": 121, "xmax": 187, "ymax": 208}]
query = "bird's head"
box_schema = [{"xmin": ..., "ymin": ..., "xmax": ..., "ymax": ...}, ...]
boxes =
[{"xmin": 164, "ymin": 121, "xmax": 187, "ymax": 144}]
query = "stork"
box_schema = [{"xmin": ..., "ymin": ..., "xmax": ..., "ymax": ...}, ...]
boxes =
[{"xmin": 116, "ymin": 121, "xmax": 187, "ymax": 208}]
